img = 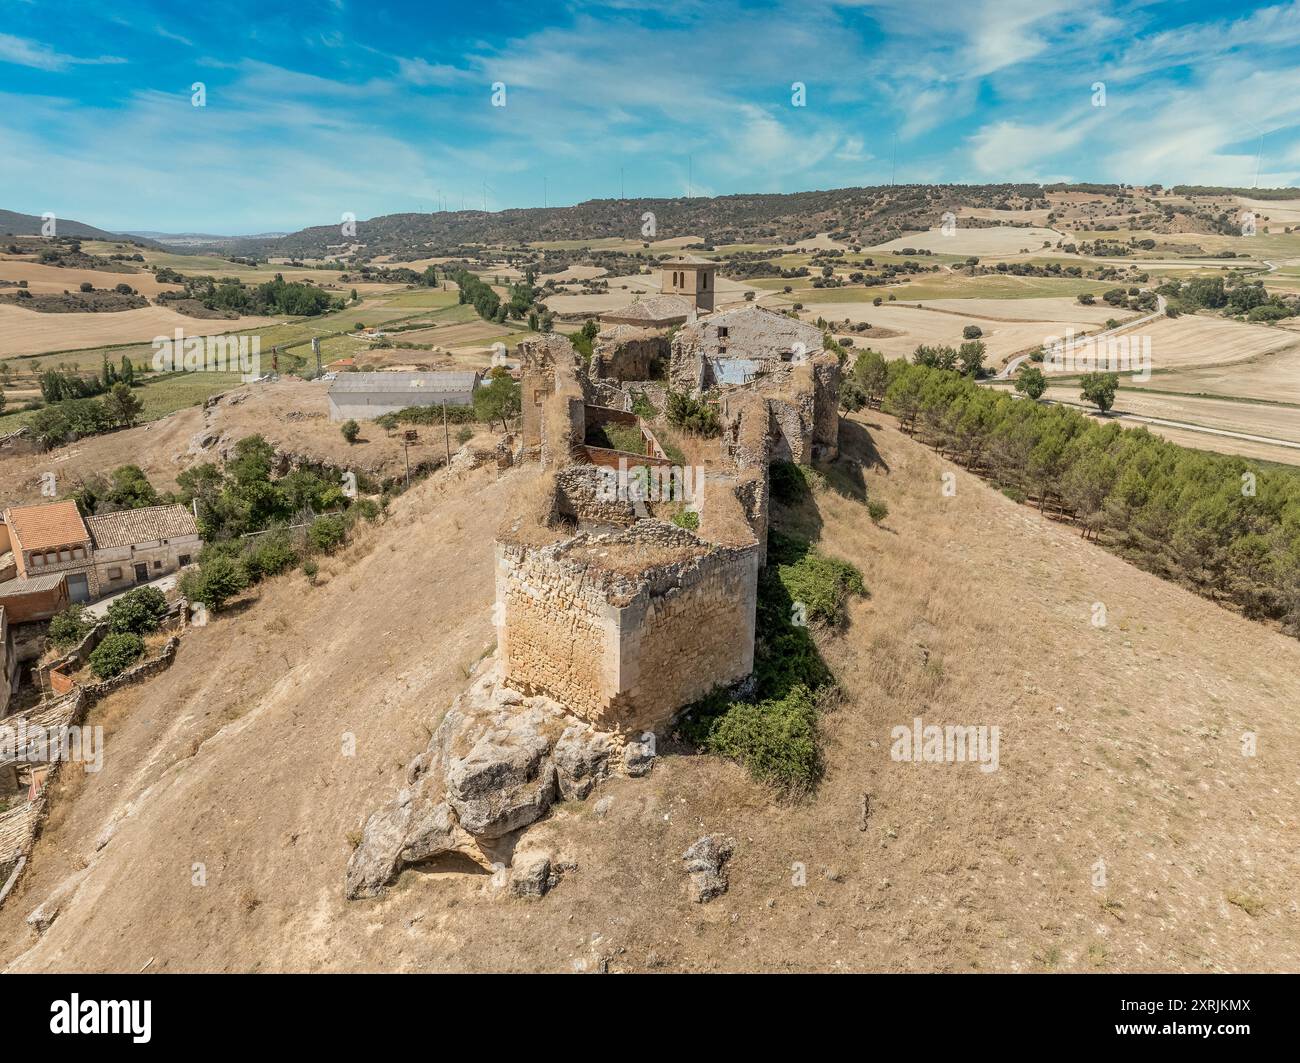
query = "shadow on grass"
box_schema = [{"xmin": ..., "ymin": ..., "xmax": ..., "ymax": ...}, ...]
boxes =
[
  {"xmin": 675, "ymin": 529, "xmax": 866, "ymax": 797},
  {"xmin": 839, "ymin": 416, "xmax": 890, "ymax": 474}
]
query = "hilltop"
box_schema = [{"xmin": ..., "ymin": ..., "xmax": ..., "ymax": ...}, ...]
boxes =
[
  {"xmin": 0, "ymin": 210, "xmax": 159, "ymax": 247},
  {"xmin": 2, "ymin": 411, "xmax": 1296, "ymax": 973}
]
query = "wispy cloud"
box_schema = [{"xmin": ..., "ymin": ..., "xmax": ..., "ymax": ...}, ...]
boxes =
[
  {"xmin": 0, "ymin": 32, "xmax": 126, "ymax": 71},
  {"xmin": 0, "ymin": 0, "xmax": 1296, "ymax": 231}
]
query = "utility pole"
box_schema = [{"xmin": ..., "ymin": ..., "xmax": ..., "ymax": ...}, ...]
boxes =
[
  {"xmin": 402, "ymin": 430, "xmax": 416, "ymax": 489},
  {"xmin": 544, "ymin": 176, "xmax": 548, "ymax": 208}
]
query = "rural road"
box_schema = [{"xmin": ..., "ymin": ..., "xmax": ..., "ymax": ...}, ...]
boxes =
[
  {"xmin": 996, "ymin": 292, "xmax": 1167, "ymax": 380},
  {"xmin": 990, "ymin": 388, "xmax": 1300, "ymax": 454}
]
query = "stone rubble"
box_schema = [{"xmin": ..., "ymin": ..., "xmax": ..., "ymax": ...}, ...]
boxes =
[{"xmin": 682, "ymin": 834, "xmax": 735, "ymax": 903}]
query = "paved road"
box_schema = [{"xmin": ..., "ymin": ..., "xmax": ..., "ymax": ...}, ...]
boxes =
[
  {"xmin": 996, "ymin": 292, "xmax": 1167, "ymax": 380},
  {"xmin": 987, "ymin": 387, "xmax": 1300, "ymax": 454},
  {"xmin": 86, "ymin": 574, "xmax": 180, "ymax": 618}
]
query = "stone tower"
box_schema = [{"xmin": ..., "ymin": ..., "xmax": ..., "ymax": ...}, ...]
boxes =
[{"xmin": 660, "ymin": 255, "xmax": 718, "ymax": 312}]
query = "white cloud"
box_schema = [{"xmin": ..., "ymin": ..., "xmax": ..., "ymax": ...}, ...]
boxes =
[{"xmin": 0, "ymin": 33, "xmax": 126, "ymax": 71}]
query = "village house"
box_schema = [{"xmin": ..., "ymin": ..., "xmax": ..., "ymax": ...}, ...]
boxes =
[
  {"xmin": 87, "ymin": 504, "xmax": 203, "ymax": 593},
  {"xmin": 327, "ymin": 370, "xmax": 482, "ymax": 421},
  {"xmin": 0, "ymin": 501, "xmax": 96, "ymax": 604}
]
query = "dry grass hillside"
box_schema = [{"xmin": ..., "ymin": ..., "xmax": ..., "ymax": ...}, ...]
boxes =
[
  {"xmin": 0, "ymin": 378, "xmax": 485, "ymax": 504},
  {"xmin": 2, "ymin": 414, "xmax": 1297, "ymax": 973}
]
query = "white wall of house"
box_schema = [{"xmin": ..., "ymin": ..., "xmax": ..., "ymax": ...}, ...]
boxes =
[{"xmin": 93, "ymin": 534, "xmax": 203, "ymax": 594}]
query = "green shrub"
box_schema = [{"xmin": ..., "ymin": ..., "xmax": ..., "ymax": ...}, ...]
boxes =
[
  {"xmin": 48, "ymin": 604, "xmax": 95, "ymax": 649},
  {"xmin": 698, "ymin": 686, "xmax": 821, "ymax": 792},
  {"xmin": 678, "ymin": 532, "xmax": 864, "ymax": 794},
  {"xmin": 341, "ymin": 419, "xmax": 360, "ymax": 443},
  {"xmin": 244, "ymin": 532, "xmax": 299, "ymax": 582},
  {"xmin": 867, "ymin": 500, "xmax": 888, "ymax": 524},
  {"xmin": 89, "ymin": 632, "xmax": 144, "ymax": 679},
  {"xmin": 302, "ymin": 559, "xmax": 319, "ymax": 582},
  {"xmin": 307, "ymin": 513, "xmax": 348, "ymax": 554},
  {"xmin": 665, "ymin": 391, "xmax": 721, "ymax": 436},
  {"xmin": 456, "ymin": 426, "xmax": 474, "ymax": 445},
  {"xmin": 768, "ymin": 530, "xmax": 865, "ymax": 630},
  {"xmin": 353, "ymin": 498, "xmax": 381, "ymax": 522},
  {"xmin": 630, "ymin": 390, "xmax": 658, "ymax": 418},
  {"xmin": 671, "ymin": 509, "xmax": 699, "ymax": 530},
  {"xmin": 181, "ymin": 554, "xmax": 248, "ymax": 611},
  {"xmin": 106, "ymin": 586, "xmax": 168, "ymax": 635}
]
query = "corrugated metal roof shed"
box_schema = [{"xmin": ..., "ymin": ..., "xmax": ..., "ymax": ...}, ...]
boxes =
[
  {"xmin": 328, "ymin": 371, "xmax": 479, "ymax": 395},
  {"xmin": 0, "ymin": 573, "xmax": 67, "ymax": 597}
]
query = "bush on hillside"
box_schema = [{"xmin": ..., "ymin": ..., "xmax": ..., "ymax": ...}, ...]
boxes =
[
  {"xmin": 89, "ymin": 632, "xmax": 144, "ymax": 679},
  {"xmin": 106, "ymin": 586, "xmax": 169, "ymax": 635}
]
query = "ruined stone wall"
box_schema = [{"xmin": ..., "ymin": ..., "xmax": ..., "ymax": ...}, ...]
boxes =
[
  {"xmin": 670, "ymin": 306, "xmax": 824, "ymax": 393},
  {"xmin": 520, "ymin": 335, "xmax": 586, "ymax": 465},
  {"xmin": 554, "ymin": 465, "xmax": 639, "ymax": 527},
  {"xmin": 590, "ymin": 326, "xmax": 668, "ymax": 383},
  {"xmin": 496, "ymin": 525, "xmax": 759, "ymax": 734},
  {"xmin": 809, "ymin": 353, "xmax": 841, "ymax": 460}
]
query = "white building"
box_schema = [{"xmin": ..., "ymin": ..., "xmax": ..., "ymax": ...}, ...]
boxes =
[
  {"xmin": 327, "ymin": 371, "xmax": 481, "ymax": 422},
  {"xmin": 87, "ymin": 505, "xmax": 203, "ymax": 594}
]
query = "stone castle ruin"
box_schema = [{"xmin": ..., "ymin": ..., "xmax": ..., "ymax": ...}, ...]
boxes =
[{"xmin": 347, "ymin": 278, "xmax": 839, "ymax": 900}]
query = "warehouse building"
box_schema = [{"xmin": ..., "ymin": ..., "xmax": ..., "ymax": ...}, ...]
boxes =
[{"xmin": 327, "ymin": 371, "xmax": 481, "ymax": 422}]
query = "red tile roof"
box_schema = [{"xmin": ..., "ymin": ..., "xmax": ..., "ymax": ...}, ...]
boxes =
[{"xmin": 4, "ymin": 501, "xmax": 90, "ymax": 553}]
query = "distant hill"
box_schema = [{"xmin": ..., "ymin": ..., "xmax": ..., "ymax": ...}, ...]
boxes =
[
  {"xmin": 125, "ymin": 230, "xmax": 290, "ymax": 247},
  {"xmin": 0, "ymin": 209, "xmax": 163, "ymax": 248},
  {"xmin": 215, "ymin": 183, "xmax": 1053, "ymax": 260}
]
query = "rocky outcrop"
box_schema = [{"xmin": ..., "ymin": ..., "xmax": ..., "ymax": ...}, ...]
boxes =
[
  {"xmin": 683, "ymin": 834, "xmax": 734, "ymax": 903},
  {"xmin": 345, "ymin": 661, "xmax": 642, "ymax": 900}
]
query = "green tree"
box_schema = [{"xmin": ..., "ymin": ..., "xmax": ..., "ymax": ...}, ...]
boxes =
[
  {"xmin": 104, "ymin": 381, "xmax": 143, "ymax": 427},
  {"xmin": 89, "ymin": 632, "xmax": 145, "ymax": 679},
  {"xmin": 472, "ymin": 375, "xmax": 521, "ymax": 433},
  {"xmin": 1080, "ymin": 371, "xmax": 1119, "ymax": 413},
  {"xmin": 48, "ymin": 604, "xmax": 95, "ymax": 648},
  {"xmin": 1015, "ymin": 365, "xmax": 1047, "ymax": 400},
  {"xmin": 341, "ymin": 418, "xmax": 360, "ymax": 444},
  {"xmin": 957, "ymin": 340, "xmax": 986, "ymax": 376},
  {"xmin": 183, "ymin": 555, "xmax": 248, "ymax": 610}
]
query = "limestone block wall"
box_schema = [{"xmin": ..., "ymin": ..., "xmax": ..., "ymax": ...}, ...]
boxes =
[
  {"xmin": 590, "ymin": 326, "xmax": 668, "ymax": 382},
  {"xmin": 496, "ymin": 525, "xmax": 759, "ymax": 735},
  {"xmin": 809, "ymin": 354, "xmax": 841, "ymax": 460}
]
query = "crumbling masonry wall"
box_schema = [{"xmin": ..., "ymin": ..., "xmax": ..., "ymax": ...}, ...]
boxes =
[{"xmin": 496, "ymin": 524, "xmax": 759, "ymax": 735}]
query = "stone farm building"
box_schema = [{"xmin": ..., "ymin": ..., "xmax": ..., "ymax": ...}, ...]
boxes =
[
  {"xmin": 0, "ymin": 501, "xmax": 96, "ymax": 604},
  {"xmin": 327, "ymin": 371, "xmax": 482, "ymax": 422},
  {"xmin": 86, "ymin": 504, "xmax": 202, "ymax": 594}
]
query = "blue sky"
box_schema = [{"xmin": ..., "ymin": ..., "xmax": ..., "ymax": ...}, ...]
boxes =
[{"xmin": 2, "ymin": 0, "xmax": 1299, "ymax": 234}]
